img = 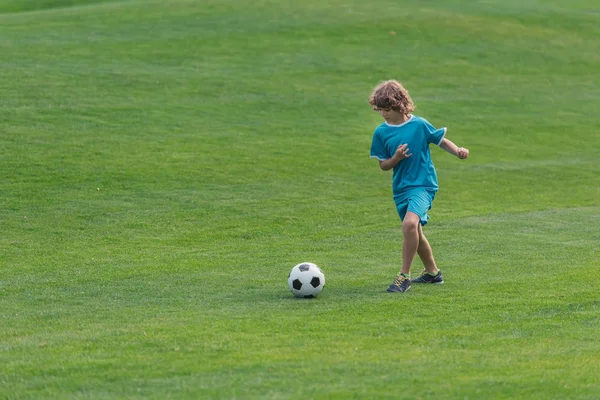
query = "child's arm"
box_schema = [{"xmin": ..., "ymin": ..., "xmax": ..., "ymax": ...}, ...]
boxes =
[
  {"xmin": 379, "ymin": 143, "xmax": 412, "ymax": 170},
  {"xmin": 439, "ymin": 138, "xmax": 469, "ymax": 159}
]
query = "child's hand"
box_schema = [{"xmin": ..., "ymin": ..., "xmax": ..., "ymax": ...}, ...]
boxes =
[
  {"xmin": 457, "ymin": 147, "xmax": 469, "ymax": 159},
  {"xmin": 393, "ymin": 144, "xmax": 412, "ymax": 161}
]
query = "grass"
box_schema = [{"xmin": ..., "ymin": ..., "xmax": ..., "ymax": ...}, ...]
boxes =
[{"xmin": 1, "ymin": 0, "xmax": 599, "ymax": 398}]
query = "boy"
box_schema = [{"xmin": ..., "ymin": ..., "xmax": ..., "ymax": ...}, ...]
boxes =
[{"xmin": 368, "ymin": 80, "xmax": 469, "ymax": 293}]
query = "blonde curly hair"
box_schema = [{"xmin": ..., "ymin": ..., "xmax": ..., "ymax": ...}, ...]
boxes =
[{"xmin": 368, "ymin": 80, "xmax": 415, "ymax": 114}]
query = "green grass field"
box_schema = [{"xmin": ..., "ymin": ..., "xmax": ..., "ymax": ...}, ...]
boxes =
[{"xmin": 1, "ymin": 0, "xmax": 599, "ymax": 398}]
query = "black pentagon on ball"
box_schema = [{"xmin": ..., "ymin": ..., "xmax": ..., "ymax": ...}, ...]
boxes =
[
  {"xmin": 292, "ymin": 279, "xmax": 303, "ymax": 290},
  {"xmin": 298, "ymin": 263, "xmax": 311, "ymax": 272},
  {"xmin": 310, "ymin": 277, "xmax": 321, "ymax": 288}
]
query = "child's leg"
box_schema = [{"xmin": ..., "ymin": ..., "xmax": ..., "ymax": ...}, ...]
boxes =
[
  {"xmin": 401, "ymin": 211, "xmax": 421, "ymax": 275},
  {"xmin": 417, "ymin": 224, "xmax": 439, "ymax": 274}
]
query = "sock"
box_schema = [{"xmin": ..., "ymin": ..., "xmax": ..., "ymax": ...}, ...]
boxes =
[
  {"xmin": 427, "ymin": 270, "xmax": 439, "ymax": 276},
  {"xmin": 401, "ymin": 272, "xmax": 410, "ymax": 279}
]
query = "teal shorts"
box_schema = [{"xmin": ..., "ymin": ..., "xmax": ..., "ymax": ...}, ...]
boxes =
[{"xmin": 395, "ymin": 188, "xmax": 436, "ymax": 226}]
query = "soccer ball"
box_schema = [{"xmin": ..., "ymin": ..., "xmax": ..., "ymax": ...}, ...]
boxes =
[{"xmin": 288, "ymin": 262, "xmax": 325, "ymax": 298}]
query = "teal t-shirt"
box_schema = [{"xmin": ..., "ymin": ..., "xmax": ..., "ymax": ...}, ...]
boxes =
[{"xmin": 369, "ymin": 115, "xmax": 446, "ymax": 202}]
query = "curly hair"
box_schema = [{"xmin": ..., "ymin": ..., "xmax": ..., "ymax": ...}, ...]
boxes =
[{"xmin": 368, "ymin": 80, "xmax": 415, "ymax": 114}]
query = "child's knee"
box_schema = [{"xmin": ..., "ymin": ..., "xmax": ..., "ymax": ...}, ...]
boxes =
[{"xmin": 402, "ymin": 218, "xmax": 419, "ymax": 234}]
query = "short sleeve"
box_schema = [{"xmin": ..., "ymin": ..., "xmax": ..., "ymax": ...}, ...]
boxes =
[
  {"xmin": 370, "ymin": 129, "xmax": 388, "ymax": 160},
  {"xmin": 422, "ymin": 119, "xmax": 446, "ymax": 145}
]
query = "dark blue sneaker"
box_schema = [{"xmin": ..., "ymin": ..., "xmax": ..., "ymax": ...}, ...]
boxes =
[
  {"xmin": 411, "ymin": 269, "xmax": 444, "ymax": 284},
  {"xmin": 386, "ymin": 274, "xmax": 411, "ymax": 292}
]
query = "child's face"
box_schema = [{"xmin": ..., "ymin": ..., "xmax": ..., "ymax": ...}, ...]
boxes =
[{"xmin": 375, "ymin": 107, "xmax": 403, "ymax": 122}]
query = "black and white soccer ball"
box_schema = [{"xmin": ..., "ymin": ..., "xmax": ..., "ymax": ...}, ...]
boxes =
[{"xmin": 288, "ymin": 262, "xmax": 325, "ymax": 298}]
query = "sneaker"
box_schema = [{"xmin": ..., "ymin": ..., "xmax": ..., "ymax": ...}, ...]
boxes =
[
  {"xmin": 386, "ymin": 274, "xmax": 411, "ymax": 292},
  {"xmin": 411, "ymin": 269, "xmax": 444, "ymax": 284}
]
